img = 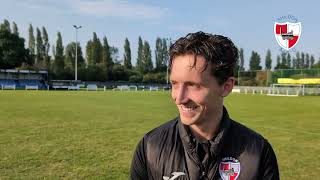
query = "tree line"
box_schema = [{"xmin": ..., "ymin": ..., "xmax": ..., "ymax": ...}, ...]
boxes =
[
  {"xmin": 243, "ymin": 49, "xmax": 320, "ymax": 71},
  {"xmin": 0, "ymin": 19, "xmax": 319, "ymax": 83},
  {"xmin": 0, "ymin": 19, "xmax": 170, "ymax": 83}
]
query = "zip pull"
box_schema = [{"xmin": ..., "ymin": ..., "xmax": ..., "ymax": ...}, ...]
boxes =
[{"xmin": 200, "ymin": 171, "xmax": 207, "ymax": 179}]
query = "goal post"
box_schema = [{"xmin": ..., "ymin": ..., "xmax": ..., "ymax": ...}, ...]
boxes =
[
  {"xmin": 267, "ymin": 84, "xmax": 304, "ymax": 96},
  {"xmin": 117, "ymin": 85, "xmax": 138, "ymax": 91}
]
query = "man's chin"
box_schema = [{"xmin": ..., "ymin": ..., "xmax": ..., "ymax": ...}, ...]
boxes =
[{"xmin": 180, "ymin": 115, "xmax": 198, "ymax": 126}]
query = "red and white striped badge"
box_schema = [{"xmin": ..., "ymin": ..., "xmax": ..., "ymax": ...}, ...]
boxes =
[
  {"xmin": 274, "ymin": 22, "xmax": 301, "ymax": 50},
  {"xmin": 219, "ymin": 157, "xmax": 240, "ymax": 180}
]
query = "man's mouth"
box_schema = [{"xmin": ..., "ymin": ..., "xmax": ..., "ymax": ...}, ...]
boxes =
[{"xmin": 180, "ymin": 105, "xmax": 199, "ymax": 112}]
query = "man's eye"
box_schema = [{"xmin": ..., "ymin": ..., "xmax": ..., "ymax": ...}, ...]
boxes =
[
  {"xmin": 171, "ymin": 82, "xmax": 178, "ymax": 87},
  {"xmin": 190, "ymin": 83, "xmax": 200, "ymax": 88},
  {"xmin": 189, "ymin": 83, "xmax": 200, "ymax": 88}
]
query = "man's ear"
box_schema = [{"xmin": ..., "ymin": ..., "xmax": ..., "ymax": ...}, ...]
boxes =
[{"xmin": 222, "ymin": 77, "xmax": 235, "ymax": 97}]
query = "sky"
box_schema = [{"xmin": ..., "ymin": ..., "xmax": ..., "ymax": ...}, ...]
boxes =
[{"xmin": 1, "ymin": 0, "xmax": 319, "ymax": 69}]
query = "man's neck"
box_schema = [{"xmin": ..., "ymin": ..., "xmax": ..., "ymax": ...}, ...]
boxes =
[{"xmin": 189, "ymin": 107, "xmax": 223, "ymax": 141}]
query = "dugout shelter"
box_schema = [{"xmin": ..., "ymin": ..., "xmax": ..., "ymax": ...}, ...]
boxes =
[{"xmin": 0, "ymin": 69, "xmax": 48, "ymax": 90}]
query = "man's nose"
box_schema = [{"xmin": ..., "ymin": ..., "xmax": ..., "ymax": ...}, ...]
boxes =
[{"xmin": 174, "ymin": 85, "xmax": 188, "ymax": 104}]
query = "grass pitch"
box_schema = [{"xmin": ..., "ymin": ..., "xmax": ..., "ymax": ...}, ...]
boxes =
[{"xmin": 0, "ymin": 91, "xmax": 319, "ymax": 179}]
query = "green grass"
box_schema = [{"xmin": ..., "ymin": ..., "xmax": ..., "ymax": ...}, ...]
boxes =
[{"xmin": 0, "ymin": 91, "xmax": 319, "ymax": 179}]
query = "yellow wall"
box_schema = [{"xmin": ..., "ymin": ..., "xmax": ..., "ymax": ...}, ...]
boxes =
[{"xmin": 277, "ymin": 78, "xmax": 320, "ymax": 84}]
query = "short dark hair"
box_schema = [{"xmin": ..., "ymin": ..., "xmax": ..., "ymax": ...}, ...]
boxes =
[{"xmin": 169, "ymin": 31, "xmax": 238, "ymax": 85}]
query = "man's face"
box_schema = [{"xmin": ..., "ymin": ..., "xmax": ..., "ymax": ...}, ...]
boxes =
[{"xmin": 170, "ymin": 54, "xmax": 233, "ymax": 126}]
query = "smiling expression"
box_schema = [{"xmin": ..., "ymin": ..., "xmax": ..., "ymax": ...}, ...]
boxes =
[{"xmin": 170, "ymin": 54, "xmax": 230, "ymax": 126}]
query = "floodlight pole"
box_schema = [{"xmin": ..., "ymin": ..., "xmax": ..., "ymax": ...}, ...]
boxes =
[{"xmin": 73, "ymin": 25, "xmax": 82, "ymax": 81}]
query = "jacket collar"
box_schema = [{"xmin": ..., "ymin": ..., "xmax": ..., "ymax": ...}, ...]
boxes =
[{"xmin": 178, "ymin": 106, "xmax": 231, "ymax": 157}]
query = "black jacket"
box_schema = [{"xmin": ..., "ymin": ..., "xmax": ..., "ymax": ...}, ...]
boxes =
[{"xmin": 130, "ymin": 108, "xmax": 279, "ymax": 180}]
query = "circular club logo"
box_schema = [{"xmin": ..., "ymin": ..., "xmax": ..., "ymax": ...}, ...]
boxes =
[
  {"xmin": 219, "ymin": 157, "xmax": 240, "ymax": 180},
  {"xmin": 274, "ymin": 15, "xmax": 302, "ymax": 50}
]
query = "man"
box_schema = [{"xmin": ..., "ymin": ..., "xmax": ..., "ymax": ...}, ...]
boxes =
[{"xmin": 130, "ymin": 32, "xmax": 279, "ymax": 180}]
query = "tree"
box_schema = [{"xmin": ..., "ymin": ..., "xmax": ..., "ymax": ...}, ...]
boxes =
[
  {"xmin": 86, "ymin": 40, "xmax": 93, "ymax": 65},
  {"xmin": 310, "ymin": 55, "xmax": 315, "ymax": 68},
  {"xmin": 301, "ymin": 52, "xmax": 305, "ymax": 69},
  {"xmin": 294, "ymin": 52, "xmax": 301, "ymax": 69},
  {"xmin": 313, "ymin": 58, "xmax": 320, "ymax": 68},
  {"xmin": 155, "ymin": 37, "xmax": 164, "ymax": 71},
  {"xmin": 0, "ymin": 19, "xmax": 11, "ymax": 32},
  {"xmin": 305, "ymin": 53, "xmax": 310, "ymax": 69},
  {"xmin": 265, "ymin": 49, "xmax": 272, "ymax": 70},
  {"xmin": 162, "ymin": 38, "xmax": 169, "ymax": 71},
  {"xmin": 35, "ymin": 27, "xmax": 44, "ymax": 64},
  {"xmin": 28, "ymin": 24, "xmax": 35, "ymax": 56},
  {"xmin": 136, "ymin": 36, "xmax": 144, "ymax": 73},
  {"xmin": 111, "ymin": 64, "xmax": 129, "ymax": 81},
  {"xmin": 83, "ymin": 64, "xmax": 105, "ymax": 81},
  {"xmin": 286, "ymin": 53, "xmax": 291, "ymax": 68},
  {"xmin": 64, "ymin": 42, "xmax": 84, "ymax": 71},
  {"xmin": 292, "ymin": 55, "xmax": 297, "ymax": 69},
  {"xmin": 52, "ymin": 45, "xmax": 55, "ymax": 58},
  {"xmin": 154, "ymin": 38, "xmax": 169, "ymax": 72},
  {"xmin": 0, "ymin": 46, "xmax": 3, "ymax": 64},
  {"xmin": 0, "ymin": 27, "xmax": 31, "ymax": 69},
  {"xmin": 275, "ymin": 55, "xmax": 281, "ymax": 70},
  {"xmin": 12, "ymin": 22, "xmax": 18, "ymax": 36},
  {"xmin": 53, "ymin": 32, "xmax": 64, "ymax": 75},
  {"xmin": 123, "ymin": 38, "xmax": 132, "ymax": 69},
  {"xmin": 102, "ymin": 36, "xmax": 113, "ymax": 69},
  {"xmin": 42, "ymin": 27, "xmax": 50, "ymax": 66},
  {"xmin": 142, "ymin": 72, "xmax": 166, "ymax": 83},
  {"xmin": 110, "ymin": 46, "xmax": 120, "ymax": 64},
  {"xmin": 86, "ymin": 32, "xmax": 102, "ymax": 65},
  {"xmin": 143, "ymin": 41, "xmax": 153, "ymax": 73},
  {"xmin": 280, "ymin": 52, "xmax": 287, "ymax": 69},
  {"xmin": 92, "ymin": 32, "xmax": 102, "ymax": 64},
  {"xmin": 249, "ymin": 51, "xmax": 262, "ymax": 70}
]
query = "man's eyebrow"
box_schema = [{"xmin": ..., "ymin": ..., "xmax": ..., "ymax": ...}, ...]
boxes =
[
  {"xmin": 185, "ymin": 81, "xmax": 200, "ymax": 85},
  {"xmin": 170, "ymin": 79, "xmax": 203, "ymax": 86}
]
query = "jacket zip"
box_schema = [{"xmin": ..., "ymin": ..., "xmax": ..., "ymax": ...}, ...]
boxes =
[{"xmin": 187, "ymin": 147, "xmax": 208, "ymax": 179}]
